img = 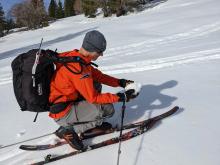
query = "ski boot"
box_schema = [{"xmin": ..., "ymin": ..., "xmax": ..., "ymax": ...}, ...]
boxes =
[{"xmin": 55, "ymin": 126, "xmax": 85, "ymax": 151}]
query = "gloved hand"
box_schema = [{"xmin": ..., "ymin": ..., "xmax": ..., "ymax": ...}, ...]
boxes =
[
  {"xmin": 119, "ymin": 79, "xmax": 134, "ymax": 88},
  {"xmin": 117, "ymin": 89, "xmax": 138, "ymax": 102}
]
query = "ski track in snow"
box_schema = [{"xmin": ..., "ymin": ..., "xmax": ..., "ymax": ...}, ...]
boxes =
[
  {"xmin": 0, "ymin": 48, "xmax": 220, "ymax": 86},
  {"xmin": 0, "ymin": 135, "xmax": 59, "ymax": 164},
  {"xmin": 1, "ymin": 20, "xmax": 220, "ymax": 86},
  {"xmin": 0, "ymin": 149, "xmax": 25, "ymax": 163},
  {"xmin": 100, "ymin": 48, "xmax": 220, "ymax": 74},
  {"xmin": 105, "ymin": 21, "xmax": 220, "ymax": 57}
]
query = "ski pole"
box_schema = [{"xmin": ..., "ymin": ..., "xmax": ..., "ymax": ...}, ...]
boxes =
[{"xmin": 117, "ymin": 95, "xmax": 126, "ymax": 165}]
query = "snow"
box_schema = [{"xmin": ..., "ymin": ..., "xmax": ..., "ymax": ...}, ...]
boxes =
[
  {"xmin": 0, "ymin": 0, "xmax": 220, "ymax": 164},
  {"xmin": 125, "ymin": 82, "xmax": 142, "ymax": 95}
]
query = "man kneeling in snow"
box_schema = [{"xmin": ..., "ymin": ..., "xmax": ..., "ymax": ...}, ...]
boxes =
[{"xmin": 49, "ymin": 30, "xmax": 139, "ymax": 150}]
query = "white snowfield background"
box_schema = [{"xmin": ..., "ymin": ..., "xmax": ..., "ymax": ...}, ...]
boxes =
[{"xmin": 0, "ymin": 0, "xmax": 220, "ymax": 164}]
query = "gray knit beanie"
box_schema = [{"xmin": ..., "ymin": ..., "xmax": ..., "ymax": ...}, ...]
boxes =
[{"xmin": 82, "ymin": 30, "xmax": 107, "ymax": 53}]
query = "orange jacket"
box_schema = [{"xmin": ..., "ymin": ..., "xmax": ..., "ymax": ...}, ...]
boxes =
[{"xmin": 49, "ymin": 50, "xmax": 120, "ymax": 119}]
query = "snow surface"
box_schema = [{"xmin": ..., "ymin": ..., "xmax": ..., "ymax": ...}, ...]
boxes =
[{"xmin": 0, "ymin": 0, "xmax": 220, "ymax": 164}]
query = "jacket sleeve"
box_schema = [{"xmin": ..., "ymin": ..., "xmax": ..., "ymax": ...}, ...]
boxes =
[
  {"xmin": 67, "ymin": 65, "xmax": 119, "ymax": 104},
  {"xmin": 91, "ymin": 67, "xmax": 120, "ymax": 87}
]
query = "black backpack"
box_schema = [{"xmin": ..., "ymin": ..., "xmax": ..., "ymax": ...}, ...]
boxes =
[{"xmin": 11, "ymin": 49, "xmax": 90, "ymax": 121}]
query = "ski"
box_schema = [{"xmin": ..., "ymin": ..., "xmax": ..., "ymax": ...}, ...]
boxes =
[
  {"xmin": 20, "ymin": 128, "xmax": 121, "ymax": 151},
  {"xmin": 20, "ymin": 106, "xmax": 179, "ymax": 151},
  {"xmin": 19, "ymin": 121, "xmax": 146, "ymax": 151},
  {"xmin": 30, "ymin": 106, "xmax": 179, "ymax": 165}
]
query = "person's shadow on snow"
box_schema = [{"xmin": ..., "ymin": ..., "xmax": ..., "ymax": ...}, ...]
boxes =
[
  {"xmin": 106, "ymin": 80, "xmax": 178, "ymax": 165},
  {"xmin": 109, "ymin": 80, "xmax": 178, "ymax": 125}
]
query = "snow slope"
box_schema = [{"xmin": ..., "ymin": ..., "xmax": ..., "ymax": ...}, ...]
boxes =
[{"xmin": 0, "ymin": 0, "xmax": 220, "ymax": 164}]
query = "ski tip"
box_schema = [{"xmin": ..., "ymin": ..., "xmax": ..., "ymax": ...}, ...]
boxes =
[
  {"xmin": 174, "ymin": 106, "xmax": 180, "ymax": 110},
  {"xmin": 172, "ymin": 106, "xmax": 180, "ymax": 114},
  {"xmin": 19, "ymin": 145, "xmax": 40, "ymax": 151}
]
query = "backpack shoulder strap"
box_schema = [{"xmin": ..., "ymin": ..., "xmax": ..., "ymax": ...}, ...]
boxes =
[{"xmin": 45, "ymin": 49, "xmax": 98, "ymax": 74}]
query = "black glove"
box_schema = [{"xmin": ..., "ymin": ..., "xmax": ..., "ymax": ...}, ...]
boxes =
[
  {"xmin": 117, "ymin": 89, "xmax": 137, "ymax": 102},
  {"xmin": 119, "ymin": 79, "xmax": 134, "ymax": 88}
]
